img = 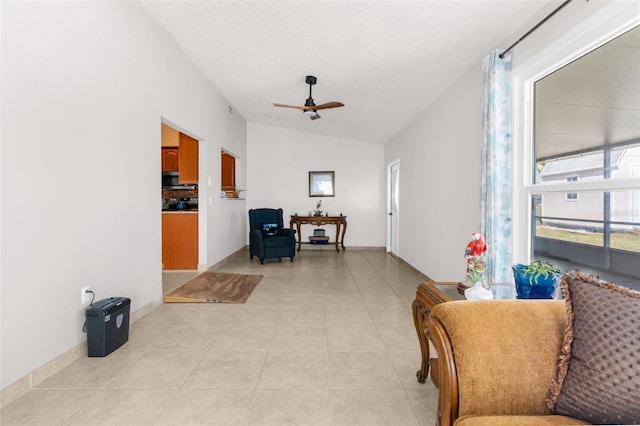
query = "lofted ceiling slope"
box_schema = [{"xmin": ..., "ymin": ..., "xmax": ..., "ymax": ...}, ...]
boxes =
[{"xmin": 141, "ymin": 0, "xmax": 554, "ymax": 144}]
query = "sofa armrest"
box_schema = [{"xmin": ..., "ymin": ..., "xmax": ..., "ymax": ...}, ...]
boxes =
[
  {"xmin": 427, "ymin": 300, "xmax": 566, "ymax": 426},
  {"xmin": 427, "ymin": 314, "xmax": 459, "ymax": 426}
]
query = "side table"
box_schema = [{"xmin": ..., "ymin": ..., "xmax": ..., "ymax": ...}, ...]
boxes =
[
  {"xmin": 289, "ymin": 215, "xmax": 347, "ymax": 252},
  {"xmin": 412, "ymin": 282, "xmax": 461, "ymax": 385},
  {"xmin": 412, "ymin": 281, "xmax": 516, "ymax": 386}
]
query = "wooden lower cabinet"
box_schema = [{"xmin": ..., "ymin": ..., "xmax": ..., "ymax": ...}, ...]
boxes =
[{"xmin": 162, "ymin": 213, "xmax": 198, "ymax": 270}]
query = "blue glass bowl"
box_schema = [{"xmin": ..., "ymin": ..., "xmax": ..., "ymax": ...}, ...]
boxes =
[{"xmin": 512, "ymin": 264, "xmax": 559, "ymax": 299}]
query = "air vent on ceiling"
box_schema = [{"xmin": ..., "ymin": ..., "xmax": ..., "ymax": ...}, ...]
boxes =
[{"xmin": 228, "ymin": 104, "xmax": 233, "ymax": 116}]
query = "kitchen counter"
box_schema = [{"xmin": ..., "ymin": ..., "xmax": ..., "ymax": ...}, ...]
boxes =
[{"xmin": 162, "ymin": 210, "xmax": 198, "ymax": 214}]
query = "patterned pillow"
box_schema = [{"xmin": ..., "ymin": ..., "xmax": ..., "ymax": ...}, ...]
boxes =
[
  {"xmin": 546, "ymin": 271, "xmax": 640, "ymax": 424},
  {"xmin": 262, "ymin": 223, "xmax": 279, "ymax": 236}
]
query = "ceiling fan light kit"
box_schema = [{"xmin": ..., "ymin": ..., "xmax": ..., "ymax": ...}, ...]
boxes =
[{"xmin": 273, "ymin": 75, "xmax": 344, "ymax": 120}]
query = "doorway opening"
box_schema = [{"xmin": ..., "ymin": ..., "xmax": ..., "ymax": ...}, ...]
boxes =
[
  {"xmin": 161, "ymin": 122, "xmax": 200, "ymax": 273},
  {"xmin": 387, "ymin": 159, "xmax": 400, "ymax": 258}
]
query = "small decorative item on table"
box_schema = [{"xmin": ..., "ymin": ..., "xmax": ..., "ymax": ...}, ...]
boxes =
[
  {"xmin": 313, "ymin": 200, "xmax": 323, "ymax": 216},
  {"xmin": 463, "ymin": 270, "xmax": 493, "ymax": 300},
  {"xmin": 463, "ymin": 232, "xmax": 492, "ymax": 300},
  {"xmin": 464, "ymin": 232, "xmax": 487, "ymax": 272}
]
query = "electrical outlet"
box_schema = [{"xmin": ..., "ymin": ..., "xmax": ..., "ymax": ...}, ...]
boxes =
[{"xmin": 81, "ymin": 286, "xmax": 91, "ymax": 304}]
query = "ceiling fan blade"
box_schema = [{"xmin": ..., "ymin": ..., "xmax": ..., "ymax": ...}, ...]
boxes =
[
  {"xmin": 310, "ymin": 112, "xmax": 321, "ymax": 121},
  {"xmin": 272, "ymin": 102, "xmax": 305, "ymax": 110},
  {"xmin": 314, "ymin": 101, "xmax": 345, "ymax": 110}
]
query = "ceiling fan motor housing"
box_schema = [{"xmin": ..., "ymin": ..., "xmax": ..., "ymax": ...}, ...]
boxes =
[
  {"xmin": 272, "ymin": 74, "xmax": 343, "ymax": 121},
  {"xmin": 305, "ymin": 75, "xmax": 317, "ymax": 107}
]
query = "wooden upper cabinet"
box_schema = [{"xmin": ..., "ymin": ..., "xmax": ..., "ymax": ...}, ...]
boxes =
[
  {"xmin": 179, "ymin": 133, "xmax": 198, "ymax": 184},
  {"xmin": 162, "ymin": 148, "xmax": 179, "ymax": 172},
  {"xmin": 161, "ymin": 123, "xmax": 179, "ymax": 147},
  {"xmin": 221, "ymin": 152, "xmax": 236, "ymax": 190}
]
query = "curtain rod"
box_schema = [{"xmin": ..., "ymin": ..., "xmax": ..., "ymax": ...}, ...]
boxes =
[{"xmin": 499, "ymin": 0, "xmax": 574, "ymax": 59}]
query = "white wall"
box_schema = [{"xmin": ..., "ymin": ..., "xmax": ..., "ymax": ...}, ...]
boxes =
[
  {"xmin": 384, "ymin": 69, "xmax": 483, "ymax": 281},
  {"xmin": 0, "ymin": 1, "xmax": 246, "ymax": 390},
  {"xmin": 247, "ymin": 123, "xmax": 385, "ymax": 247},
  {"xmin": 383, "ymin": 0, "xmax": 639, "ymax": 281}
]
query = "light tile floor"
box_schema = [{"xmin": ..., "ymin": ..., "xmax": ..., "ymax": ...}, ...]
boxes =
[{"xmin": 1, "ymin": 248, "xmax": 439, "ymax": 425}]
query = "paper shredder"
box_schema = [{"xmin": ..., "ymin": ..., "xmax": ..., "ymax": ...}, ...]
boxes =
[{"xmin": 85, "ymin": 297, "xmax": 130, "ymax": 357}]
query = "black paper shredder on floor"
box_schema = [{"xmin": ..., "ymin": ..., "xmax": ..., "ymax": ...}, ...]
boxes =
[{"xmin": 85, "ymin": 297, "xmax": 130, "ymax": 357}]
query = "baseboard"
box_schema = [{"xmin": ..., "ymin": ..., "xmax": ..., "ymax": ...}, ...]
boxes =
[
  {"xmin": 351, "ymin": 246, "xmax": 386, "ymax": 251},
  {"xmin": 297, "ymin": 244, "xmax": 386, "ymax": 251},
  {"xmin": 396, "ymin": 254, "xmax": 433, "ymax": 282},
  {"xmin": 207, "ymin": 246, "xmax": 249, "ymax": 270},
  {"xmin": 0, "ymin": 376, "xmax": 30, "ymax": 410},
  {"xmin": 0, "ymin": 297, "xmax": 162, "ymax": 409}
]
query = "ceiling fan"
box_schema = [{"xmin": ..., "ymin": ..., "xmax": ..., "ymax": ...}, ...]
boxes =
[{"xmin": 273, "ymin": 75, "xmax": 344, "ymax": 120}]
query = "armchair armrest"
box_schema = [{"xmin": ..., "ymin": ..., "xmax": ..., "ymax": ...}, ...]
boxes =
[
  {"xmin": 250, "ymin": 228, "xmax": 264, "ymax": 243},
  {"xmin": 279, "ymin": 227, "xmax": 296, "ymax": 238},
  {"xmin": 427, "ymin": 300, "xmax": 566, "ymax": 426}
]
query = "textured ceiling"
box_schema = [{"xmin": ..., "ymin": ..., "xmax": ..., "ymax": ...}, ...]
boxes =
[{"xmin": 141, "ymin": 0, "xmax": 553, "ymax": 144}]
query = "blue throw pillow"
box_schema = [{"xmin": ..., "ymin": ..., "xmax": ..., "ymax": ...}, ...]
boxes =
[{"xmin": 262, "ymin": 223, "xmax": 278, "ymax": 236}]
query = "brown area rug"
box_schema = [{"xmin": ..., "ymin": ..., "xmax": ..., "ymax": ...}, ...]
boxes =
[{"xmin": 164, "ymin": 271, "xmax": 263, "ymax": 304}]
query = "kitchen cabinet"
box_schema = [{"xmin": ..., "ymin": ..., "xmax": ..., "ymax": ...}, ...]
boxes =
[
  {"xmin": 160, "ymin": 133, "xmax": 198, "ymax": 179},
  {"xmin": 179, "ymin": 133, "xmax": 198, "ymax": 184},
  {"xmin": 161, "ymin": 123, "xmax": 179, "ymax": 147},
  {"xmin": 162, "ymin": 212, "xmax": 198, "ymax": 270},
  {"xmin": 162, "ymin": 148, "xmax": 179, "ymax": 172},
  {"xmin": 221, "ymin": 152, "xmax": 236, "ymax": 190}
]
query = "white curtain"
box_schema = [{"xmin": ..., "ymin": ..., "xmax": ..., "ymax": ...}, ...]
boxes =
[{"xmin": 480, "ymin": 49, "xmax": 512, "ymax": 283}]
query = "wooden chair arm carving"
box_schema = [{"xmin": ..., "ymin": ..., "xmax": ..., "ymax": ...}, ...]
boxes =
[{"xmin": 426, "ymin": 316, "xmax": 459, "ymax": 426}]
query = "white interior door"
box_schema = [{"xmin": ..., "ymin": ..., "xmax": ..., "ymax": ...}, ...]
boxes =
[{"xmin": 388, "ymin": 160, "xmax": 400, "ymax": 257}]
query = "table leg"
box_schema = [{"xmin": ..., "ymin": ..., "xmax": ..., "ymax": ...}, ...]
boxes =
[
  {"xmin": 340, "ymin": 220, "xmax": 347, "ymax": 250},
  {"xmin": 334, "ymin": 223, "xmax": 341, "ymax": 252},
  {"xmin": 295, "ymin": 221, "xmax": 302, "ymax": 251},
  {"xmin": 412, "ymin": 298, "xmax": 430, "ymax": 383}
]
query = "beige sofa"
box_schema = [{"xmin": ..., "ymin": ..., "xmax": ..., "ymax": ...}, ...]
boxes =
[{"xmin": 426, "ymin": 300, "xmax": 589, "ymax": 426}]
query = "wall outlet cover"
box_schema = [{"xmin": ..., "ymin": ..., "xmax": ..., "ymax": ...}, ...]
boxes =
[{"xmin": 81, "ymin": 286, "xmax": 91, "ymax": 304}]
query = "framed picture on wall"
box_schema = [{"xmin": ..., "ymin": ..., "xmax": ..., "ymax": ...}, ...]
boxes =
[{"xmin": 309, "ymin": 171, "xmax": 335, "ymax": 197}]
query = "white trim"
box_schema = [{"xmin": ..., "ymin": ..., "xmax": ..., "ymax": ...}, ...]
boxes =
[
  {"xmin": 526, "ymin": 177, "xmax": 640, "ymax": 194},
  {"xmin": 511, "ymin": 1, "xmax": 640, "ymax": 264}
]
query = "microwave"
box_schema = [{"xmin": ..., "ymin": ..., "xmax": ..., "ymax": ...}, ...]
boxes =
[{"xmin": 162, "ymin": 172, "xmax": 196, "ymax": 190}]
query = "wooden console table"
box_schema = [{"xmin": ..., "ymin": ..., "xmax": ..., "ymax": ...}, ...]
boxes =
[
  {"xmin": 412, "ymin": 281, "xmax": 516, "ymax": 385},
  {"xmin": 289, "ymin": 215, "xmax": 347, "ymax": 252}
]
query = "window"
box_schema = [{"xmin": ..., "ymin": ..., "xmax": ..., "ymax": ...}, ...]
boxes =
[
  {"xmin": 521, "ymin": 21, "xmax": 640, "ymax": 285},
  {"xmin": 565, "ymin": 176, "xmax": 578, "ymax": 201}
]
